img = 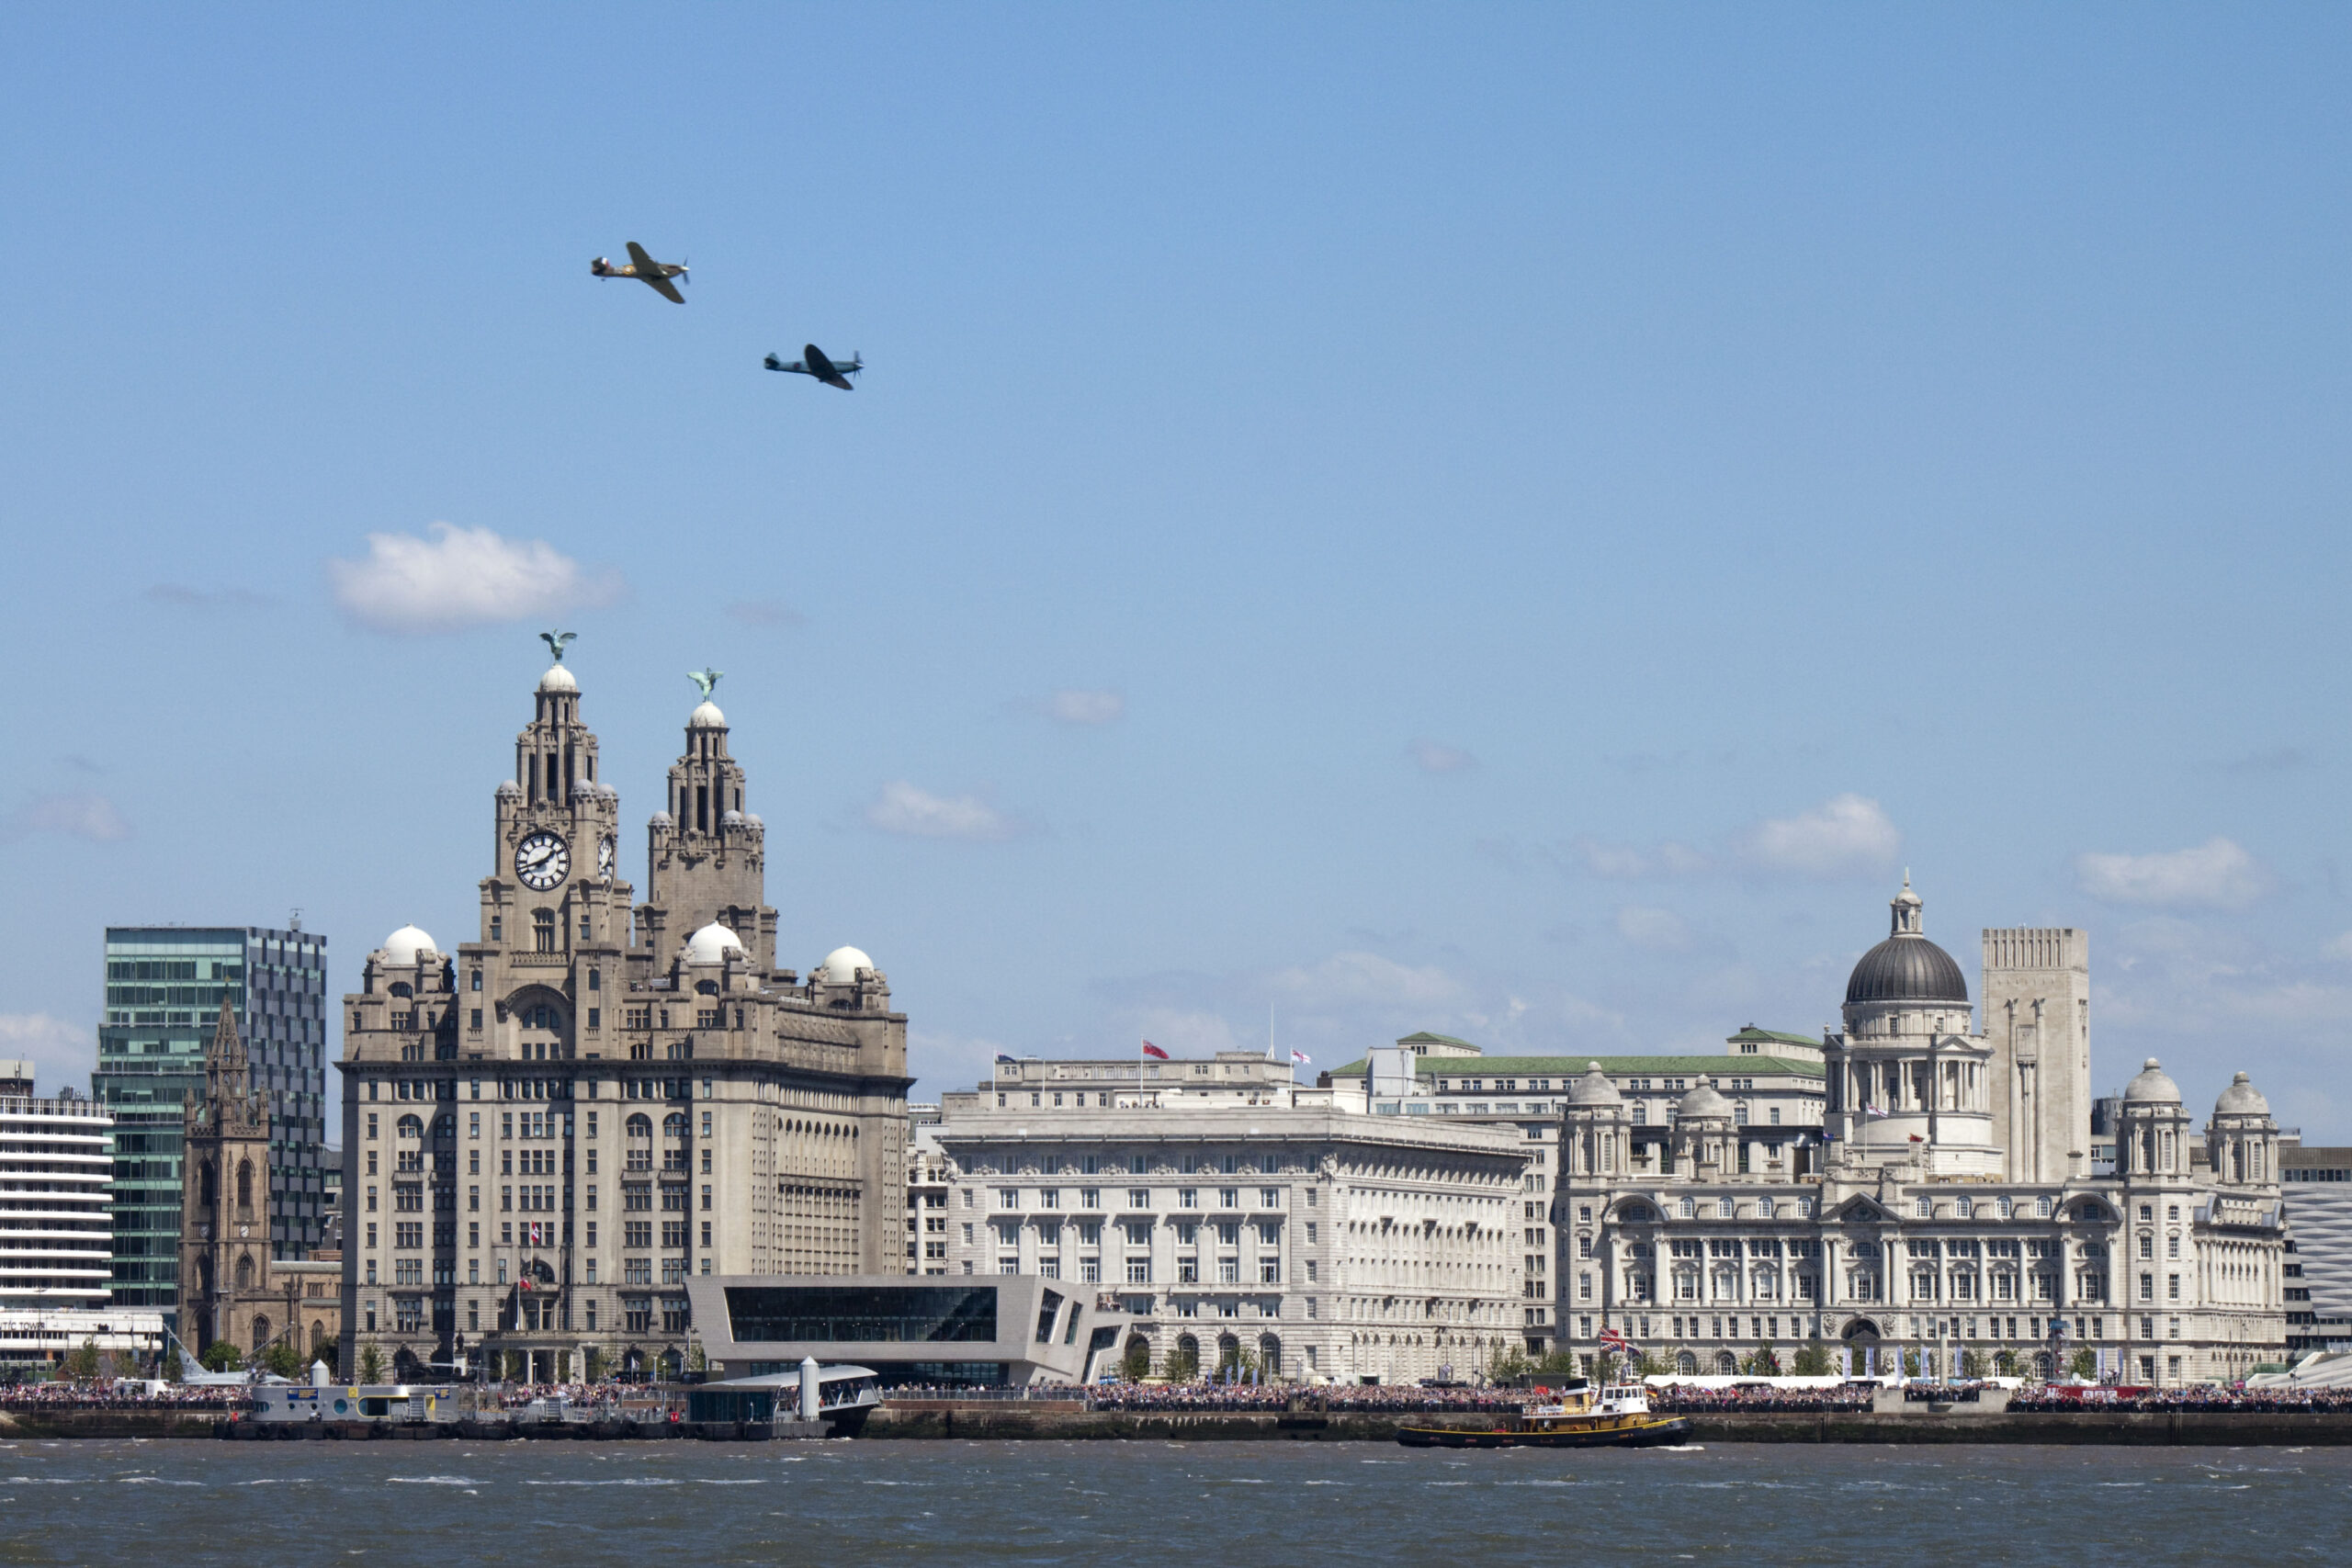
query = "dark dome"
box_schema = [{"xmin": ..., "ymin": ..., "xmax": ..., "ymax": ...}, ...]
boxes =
[{"xmin": 1845, "ymin": 935, "xmax": 1969, "ymax": 1006}]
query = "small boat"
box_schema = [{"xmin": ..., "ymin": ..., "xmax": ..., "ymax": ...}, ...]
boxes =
[{"xmin": 1396, "ymin": 1380, "xmax": 1690, "ymax": 1449}]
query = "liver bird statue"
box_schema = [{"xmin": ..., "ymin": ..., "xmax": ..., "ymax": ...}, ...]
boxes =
[
  {"xmin": 688, "ymin": 668, "xmax": 722, "ymax": 699},
  {"xmin": 540, "ymin": 629, "xmax": 577, "ymax": 662}
]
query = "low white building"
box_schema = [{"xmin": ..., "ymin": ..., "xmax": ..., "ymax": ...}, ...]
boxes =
[{"xmin": 933, "ymin": 1065, "xmax": 1531, "ymax": 1383}]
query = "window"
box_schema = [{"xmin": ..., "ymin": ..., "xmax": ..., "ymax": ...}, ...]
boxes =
[{"xmin": 1261, "ymin": 1188, "xmax": 1281, "ymax": 1209}]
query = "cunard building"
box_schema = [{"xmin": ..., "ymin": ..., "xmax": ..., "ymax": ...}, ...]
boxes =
[
  {"xmin": 1554, "ymin": 880, "xmax": 2288, "ymax": 1387},
  {"xmin": 339, "ymin": 644, "xmax": 910, "ymax": 1382}
]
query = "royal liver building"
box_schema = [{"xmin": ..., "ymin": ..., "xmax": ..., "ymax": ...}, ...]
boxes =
[
  {"xmin": 339, "ymin": 644, "xmax": 910, "ymax": 1382},
  {"xmin": 1555, "ymin": 881, "xmax": 2285, "ymax": 1385}
]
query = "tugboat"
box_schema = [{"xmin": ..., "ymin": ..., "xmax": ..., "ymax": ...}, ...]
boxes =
[{"xmin": 1396, "ymin": 1380, "xmax": 1689, "ymax": 1449}]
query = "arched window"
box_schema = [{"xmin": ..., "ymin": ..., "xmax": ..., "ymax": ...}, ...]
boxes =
[
  {"xmin": 626, "ymin": 1113, "xmax": 653, "ymax": 1138},
  {"xmin": 390, "ymin": 982, "xmax": 413, "ymax": 998},
  {"xmin": 433, "ymin": 1114, "xmax": 455, "ymax": 1139},
  {"xmin": 311, "ymin": 1321, "xmax": 327, "ymax": 1358},
  {"xmin": 252, "ymin": 1315, "xmax": 271, "ymax": 1353},
  {"xmin": 1258, "ymin": 1334, "xmax": 1282, "ymax": 1375},
  {"xmin": 200, "ymin": 1161, "xmax": 218, "ymax": 1209},
  {"xmin": 1714, "ymin": 1350, "xmax": 1738, "ymax": 1374},
  {"xmin": 1676, "ymin": 1350, "xmax": 1698, "ymax": 1375},
  {"xmin": 397, "ymin": 1114, "xmax": 424, "ymax": 1139},
  {"xmin": 662, "ymin": 1112, "xmax": 688, "ymax": 1140},
  {"xmin": 1216, "ymin": 1332, "xmax": 1241, "ymax": 1371},
  {"xmin": 234, "ymin": 1253, "xmax": 254, "ymax": 1290},
  {"xmin": 236, "ymin": 1159, "xmax": 254, "ymax": 1212}
]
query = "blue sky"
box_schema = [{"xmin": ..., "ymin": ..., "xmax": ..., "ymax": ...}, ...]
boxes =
[{"xmin": 4, "ymin": 6, "xmax": 2350, "ymax": 1135}]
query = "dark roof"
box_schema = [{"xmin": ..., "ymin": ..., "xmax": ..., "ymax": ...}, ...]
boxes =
[{"xmin": 1844, "ymin": 934, "xmax": 1968, "ymax": 1006}]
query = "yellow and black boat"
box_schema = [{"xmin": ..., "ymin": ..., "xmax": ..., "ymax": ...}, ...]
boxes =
[{"xmin": 1396, "ymin": 1380, "xmax": 1690, "ymax": 1449}]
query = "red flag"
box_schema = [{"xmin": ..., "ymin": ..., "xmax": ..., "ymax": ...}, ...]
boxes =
[{"xmin": 1141, "ymin": 1042, "xmax": 1169, "ymax": 1059}]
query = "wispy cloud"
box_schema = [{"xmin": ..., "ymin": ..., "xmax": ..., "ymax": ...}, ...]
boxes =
[
  {"xmin": 1567, "ymin": 837, "xmax": 1712, "ymax": 879},
  {"xmin": 1407, "ymin": 739, "xmax": 1478, "ymax": 774},
  {"xmin": 0, "ymin": 1014, "xmax": 85, "ymax": 1089},
  {"xmin": 725, "ymin": 599, "xmax": 805, "ymax": 630},
  {"xmin": 144, "ymin": 583, "xmax": 273, "ymax": 612},
  {"xmin": 1615, "ymin": 905, "xmax": 1693, "ymax": 953},
  {"xmin": 1048, "ymin": 689, "xmax": 1125, "ymax": 727},
  {"xmin": 2075, "ymin": 837, "xmax": 2272, "ymax": 910},
  {"xmin": 327, "ymin": 523, "xmax": 623, "ymax": 635},
  {"xmin": 1, "ymin": 791, "xmax": 132, "ymax": 843},
  {"xmin": 864, "ymin": 782, "xmax": 1019, "ymax": 841},
  {"xmin": 1734, "ymin": 794, "xmax": 1901, "ymax": 879}
]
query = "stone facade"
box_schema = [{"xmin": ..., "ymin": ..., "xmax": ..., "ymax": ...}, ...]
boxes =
[
  {"xmin": 1551, "ymin": 883, "xmax": 2287, "ymax": 1386},
  {"xmin": 338, "ymin": 651, "xmax": 910, "ymax": 1382},
  {"xmin": 933, "ymin": 1065, "xmax": 1532, "ymax": 1384}
]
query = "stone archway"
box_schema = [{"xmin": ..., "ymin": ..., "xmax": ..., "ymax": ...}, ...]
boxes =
[{"xmin": 1840, "ymin": 1316, "xmax": 1883, "ymax": 1375}]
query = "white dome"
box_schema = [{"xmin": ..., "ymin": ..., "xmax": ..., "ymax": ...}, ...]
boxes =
[
  {"xmin": 684, "ymin": 922, "xmax": 747, "ymax": 964},
  {"xmin": 649, "ymin": 811, "xmax": 674, "ymax": 829},
  {"xmin": 818, "ymin": 945, "xmax": 875, "ymax": 983},
  {"xmin": 537, "ymin": 664, "xmax": 578, "ymax": 694},
  {"xmin": 720, "ymin": 809, "xmax": 744, "ymax": 826},
  {"xmin": 689, "ymin": 700, "xmax": 727, "ymax": 729},
  {"xmin": 381, "ymin": 925, "xmax": 438, "ymax": 964},
  {"xmin": 495, "ymin": 780, "xmax": 523, "ymax": 800}
]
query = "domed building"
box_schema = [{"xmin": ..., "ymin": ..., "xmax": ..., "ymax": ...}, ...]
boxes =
[
  {"xmin": 339, "ymin": 640, "xmax": 912, "ymax": 1384},
  {"xmin": 1550, "ymin": 876, "xmax": 2288, "ymax": 1392}
]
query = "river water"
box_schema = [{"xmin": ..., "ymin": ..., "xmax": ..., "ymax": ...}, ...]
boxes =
[{"xmin": 0, "ymin": 1438, "xmax": 2344, "ymax": 1564}]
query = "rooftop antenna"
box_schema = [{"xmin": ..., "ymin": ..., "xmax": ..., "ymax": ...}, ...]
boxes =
[{"xmin": 288, "ymin": 908, "xmax": 302, "ymax": 933}]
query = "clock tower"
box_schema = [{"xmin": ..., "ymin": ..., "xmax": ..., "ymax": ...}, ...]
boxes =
[{"xmin": 464, "ymin": 649, "xmax": 631, "ymax": 1065}]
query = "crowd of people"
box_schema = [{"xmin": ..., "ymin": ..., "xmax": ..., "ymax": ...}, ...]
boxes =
[
  {"xmin": 2010, "ymin": 1385, "xmax": 2352, "ymax": 1413},
  {"xmin": 0, "ymin": 1381, "xmax": 253, "ymax": 1410},
  {"xmin": 1082, "ymin": 1381, "xmax": 1523, "ymax": 1414},
  {"xmin": 1646, "ymin": 1385, "xmax": 1875, "ymax": 1414}
]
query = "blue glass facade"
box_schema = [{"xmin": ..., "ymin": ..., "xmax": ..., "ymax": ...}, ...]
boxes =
[{"xmin": 93, "ymin": 925, "xmax": 331, "ymax": 1324}]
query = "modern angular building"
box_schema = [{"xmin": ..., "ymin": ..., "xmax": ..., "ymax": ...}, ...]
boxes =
[
  {"xmin": 338, "ymin": 645, "xmax": 911, "ymax": 1382},
  {"xmin": 93, "ymin": 924, "xmax": 331, "ymax": 1325},
  {"xmin": 0, "ymin": 1068, "xmax": 115, "ymax": 1309}
]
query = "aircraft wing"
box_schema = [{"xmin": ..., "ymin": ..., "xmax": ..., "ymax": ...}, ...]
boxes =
[
  {"xmin": 625, "ymin": 241, "xmax": 655, "ymax": 268},
  {"xmin": 645, "ymin": 274, "xmax": 685, "ymax": 305},
  {"xmin": 764, "ymin": 355, "xmax": 804, "ymax": 373}
]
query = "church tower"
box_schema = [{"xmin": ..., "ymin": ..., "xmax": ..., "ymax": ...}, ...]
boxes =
[
  {"xmin": 179, "ymin": 998, "xmax": 273, "ymax": 1353},
  {"xmin": 639, "ymin": 673, "xmax": 775, "ymax": 972}
]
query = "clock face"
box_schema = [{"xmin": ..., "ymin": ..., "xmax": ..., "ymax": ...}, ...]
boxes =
[
  {"xmin": 598, "ymin": 834, "xmax": 616, "ymax": 880},
  {"xmin": 514, "ymin": 830, "xmax": 570, "ymax": 891}
]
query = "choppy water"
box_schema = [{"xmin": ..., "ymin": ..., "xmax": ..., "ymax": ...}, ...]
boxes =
[{"xmin": 0, "ymin": 1438, "xmax": 2344, "ymax": 1564}]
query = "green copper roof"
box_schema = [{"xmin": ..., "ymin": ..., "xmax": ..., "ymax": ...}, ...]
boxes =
[
  {"xmin": 1726, "ymin": 1025, "xmax": 1821, "ymax": 1047},
  {"xmin": 1327, "ymin": 1053, "xmax": 1825, "ymax": 1080},
  {"xmin": 1396, "ymin": 1032, "xmax": 1480, "ymax": 1049}
]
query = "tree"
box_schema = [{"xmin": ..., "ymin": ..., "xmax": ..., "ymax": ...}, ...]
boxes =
[
  {"xmin": 163, "ymin": 1347, "xmax": 184, "ymax": 1383},
  {"xmin": 584, "ymin": 1345, "xmax": 609, "ymax": 1383},
  {"xmin": 686, "ymin": 1342, "xmax": 707, "ymax": 1373},
  {"xmin": 1165, "ymin": 1341, "xmax": 1200, "ymax": 1381},
  {"xmin": 2067, "ymin": 1348, "xmax": 2097, "ymax": 1382},
  {"xmin": 62, "ymin": 1339, "xmax": 100, "ymax": 1382},
  {"xmin": 1632, "ymin": 1348, "xmax": 1668, "ymax": 1378},
  {"xmin": 1791, "ymin": 1339, "xmax": 1833, "ymax": 1377},
  {"xmin": 1487, "ymin": 1345, "xmax": 1531, "ymax": 1383},
  {"xmin": 262, "ymin": 1339, "xmax": 305, "ymax": 1382},
  {"xmin": 356, "ymin": 1339, "xmax": 386, "ymax": 1383},
  {"xmin": 1739, "ymin": 1343, "xmax": 1781, "ymax": 1377},
  {"xmin": 1120, "ymin": 1337, "xmax": 1152, "ymax": 1382},
  {"xmin": 1993, "ymin": 1349, "xmax": 2018, "ymax": 1378},
  {"xmin": 199, "ymin": 1341, "xmax": 245, "ymax": 1373},
  {"xmin": 1901, "ymin": 1348, "xmax": 1921, "ymax": 1378},
  {"xmin": 1535, "ymin": 1350, "xmax": 1582, "ymax": 1380},
  {"xmin": 1957, "ymin": 1348, "xmax": 1984, "ymax": 1381}
]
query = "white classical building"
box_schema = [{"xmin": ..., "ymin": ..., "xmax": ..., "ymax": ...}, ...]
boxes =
[
  {"xmin": 1550, "ymin": 882, "xmax": 2288, "ymax": 1386},
  {"xmin": 933, "ymin": 1060, "xmax": 1532, "ymax": 1383}
]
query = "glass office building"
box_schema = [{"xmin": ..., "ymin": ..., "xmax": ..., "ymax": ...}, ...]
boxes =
[{"xmin": 93, "ymin": 926, "xmax": 331, "ymax": 1325}]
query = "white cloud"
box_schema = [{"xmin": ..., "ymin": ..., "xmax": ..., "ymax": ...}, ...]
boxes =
[
  {"xmin": 1615, "ymin": 905, "xmax": 1692, "ymax": 953},
  {"xmin": 1, "ymin": 791, "xmax": 132, "ymax": 843},
  {"xmin": 327, "ymin": 522, "xmax": 623, "ymax": 635},
  {"xmin": 1049, "ymin": 689, "xmax": 1125, "ymax": 727},
  {"xmin": 1267, "ymin": 951, "xmax": 1461, "ymax": 1010},
  {"xmin": 1568, "ymin": 837, "xmax": 1712, "ymax": 879},
  {"xmin": 2326, "ymin": 931, "xmax": 2352, "ymax": 964},
  {"xmin": 864, "ymin": 782, "xmax": 1018, "ymax": 841},
  {"xmin": 1407, "ymin": 739, "xmax": 1477, "ymax": 774},
  {"xmin": 0, "ymin": 1014, "xmax": 87, "ymax": 1088},
  {"xmin": 2075, "ymin": 837, "xmax": 2272, "ymax": 910},
  {"xmin": 1735, "ymin": 794, "xmax": 1901, "ymax": 879}
]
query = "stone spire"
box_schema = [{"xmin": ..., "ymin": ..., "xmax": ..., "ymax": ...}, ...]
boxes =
[{"xmin": 193, "ymin": 996, "xmax": 266, "ymax": 1135}]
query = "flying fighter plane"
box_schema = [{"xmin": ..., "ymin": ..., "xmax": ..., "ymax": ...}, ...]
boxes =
[
  {"xmin": 590, "ymin": 242, "xmax": 689, "ymax": 303},
  {"xmin": 763, "ymin": 344, "xmax": 863, "ymax": 390}
]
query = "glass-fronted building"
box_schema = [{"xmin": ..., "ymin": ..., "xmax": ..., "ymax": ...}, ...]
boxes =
[{"xmin": 93, "ymin": 926, "xmax": 331, "ymax": 1325}]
